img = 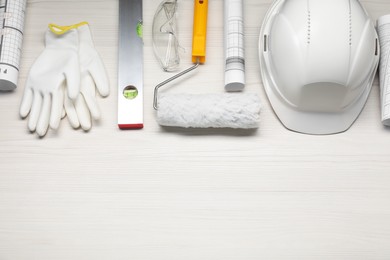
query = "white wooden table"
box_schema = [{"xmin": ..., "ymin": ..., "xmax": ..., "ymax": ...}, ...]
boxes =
[{"xmin": 1, "ymin": 0, "xmax": 390, "ymax": 259}]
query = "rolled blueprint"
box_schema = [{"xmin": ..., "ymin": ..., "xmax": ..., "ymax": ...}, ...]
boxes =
[
  {"xmin": 224, "ymin": 0, "xmax": 245, "ymax": 92},
  {"xmin": 378, "ymin": 15, "xmax": 390, "ymax": 126},
  {"xmin": 0, "ymin": 0, "xmax": 27, "ymax": 91}
]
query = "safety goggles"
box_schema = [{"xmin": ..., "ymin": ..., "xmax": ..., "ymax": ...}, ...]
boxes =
[{"xmin": 152, "ymin": 0, "xmax": 182, "ymax": 72}]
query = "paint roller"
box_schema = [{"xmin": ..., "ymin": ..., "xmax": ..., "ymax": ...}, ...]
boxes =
[{"xmin": 153, "ymin": 0, "xmax": 261, "ymax": 129}]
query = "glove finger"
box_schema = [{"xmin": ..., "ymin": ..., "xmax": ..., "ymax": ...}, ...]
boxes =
[
  {"xmin": 65, "ymin": 56, "xmax": 81, "ymax": 100},
  {"xmin": 61, "ymin": 109, "xmax": 66, "ymax": 119},
  {"xmin": 88, "ymin": 58, "xmax": 110, "ymax": 97},
  {"xmin": 36, "ymin": 93, "xmax": 51, "ymax": 137},
  {"xmin": 81, "ymin": 75, "xmax": 100, "ymax": 120},
  {"xmin": 50, "ymin": 85, "xmax": 65, "ymax": 130},
  {"xmin": 28, "ymin": 91, "xmax": 43, "ymax": 132},
  {"xmin": 64, "ymin": 96, "xmax": 80, "ymax": 129},
  {"xmin": 75, "ymin": 94, "xmax": 92, "ymax": 131},
  {"xmin": 83, "ymin": 92, "xmax": 101, "ymax": 120},
  {"xmin": 60, "ymin": 85, "xmax": 67, "ymax": 119},
  {"xmin": 20, "ymin": 87, "xmax": 33, "ymax": 118}
]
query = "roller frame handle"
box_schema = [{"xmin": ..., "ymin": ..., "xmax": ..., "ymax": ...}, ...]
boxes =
[{"xmin": 192, "ymin": 0, "xmax": 208, "ymax": 64}]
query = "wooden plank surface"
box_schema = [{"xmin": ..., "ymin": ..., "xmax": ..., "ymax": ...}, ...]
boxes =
[{"xmin": 1, "ymin": 0, "xmax": 390, "ymax": 259}]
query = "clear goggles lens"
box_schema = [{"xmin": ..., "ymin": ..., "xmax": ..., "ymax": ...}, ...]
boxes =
[{"xmin": 152, "ymin": 0, "xmax": 182, "ymax": 72}]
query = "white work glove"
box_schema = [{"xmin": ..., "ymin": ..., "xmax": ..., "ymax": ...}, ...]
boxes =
[
  {"xmin": 20, "ymin": 27, "xmax": 80, "ymax": 137},
  {"xmin": 64, "ymin": 24, "xmax": 110, "ymax": 131}
]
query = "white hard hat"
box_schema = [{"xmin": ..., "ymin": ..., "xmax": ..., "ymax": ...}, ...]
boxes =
[{"xmin": 259, "ymin": 0, "xmax": 379, "ymax": 134}]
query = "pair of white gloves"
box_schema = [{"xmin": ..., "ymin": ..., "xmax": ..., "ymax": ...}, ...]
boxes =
[{"xmin": 20, "ymin": 22, "xmax": 110, "ymax": 137}]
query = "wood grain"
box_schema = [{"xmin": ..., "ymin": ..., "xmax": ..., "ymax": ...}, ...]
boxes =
[{"xmin": 1, "ymin": 0, "xmax": 390, "ymax": 259}]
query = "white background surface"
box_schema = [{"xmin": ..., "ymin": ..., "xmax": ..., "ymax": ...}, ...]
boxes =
[{"xmin": 1, "ymin": 0, "xmax": 390, "ymax": 259}]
